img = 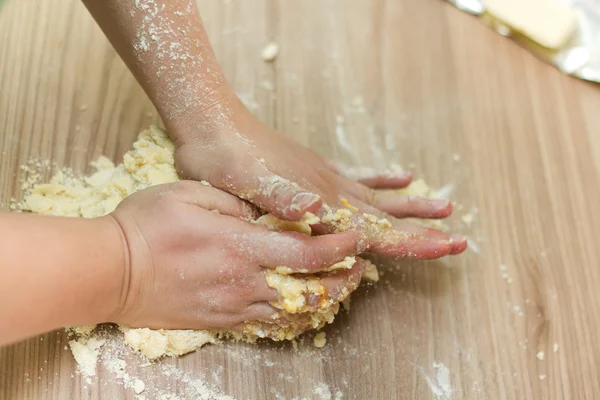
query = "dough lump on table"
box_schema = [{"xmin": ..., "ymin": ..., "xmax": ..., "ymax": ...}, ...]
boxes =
[{"xmin": 22, "ymin": 126, "xmax": 373, "ymax": 359}]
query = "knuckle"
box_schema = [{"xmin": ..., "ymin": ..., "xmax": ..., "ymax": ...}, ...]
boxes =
[
  {"xmin": 360, "ymin": 185, "xmax": 376, "ymax": 205},
  {"xmin": 405, "ymin": 195, "xmax": 418, "ymax": 206},
  {"xmin": 300, "ymin": 243, "xmax": 320, "ymax": 271},
  {"xmin": 170, "ymin": 180, "xmax": 196, "ymax": 194}
]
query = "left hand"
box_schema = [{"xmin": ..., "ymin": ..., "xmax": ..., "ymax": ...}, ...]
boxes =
[{"xmin": 172, "ymin": 97, "xmax": 467, "ymax": 260}]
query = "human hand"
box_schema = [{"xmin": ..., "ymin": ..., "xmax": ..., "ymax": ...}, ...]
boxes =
[
  {"xmin": 171, "ymin": 99, "xmax": 467, "ymax": 261},
  {"xmin": 106, "ymin": 180, "xmax": 365, "ymax": 331},
  {"xmin": 81, "ymin": 0, "xmax": 464, "ymax": 262}
]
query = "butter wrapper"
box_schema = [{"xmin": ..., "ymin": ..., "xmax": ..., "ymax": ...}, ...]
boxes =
[{"xmin": 446, "ymin": 0, "xmax": 600, "ymax": 83}]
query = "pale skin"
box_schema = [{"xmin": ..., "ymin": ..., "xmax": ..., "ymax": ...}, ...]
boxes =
[{"xmin": 0, "ymin": 0, "xmax": 468, "ymax": 345}]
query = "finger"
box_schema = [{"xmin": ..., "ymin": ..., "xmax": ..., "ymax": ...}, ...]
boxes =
[
  {"xmin": 312, "ymin": 201, "xmax": 465, "ymax": 259},
  {"xmin": 241, "ymin": 310, "xmax": 315, "ymax": 331},
  {"xmin": 385, "ymin": 214, "xmax": 467, "ymax": 256},
  {"xmin": 326, "ymin": 159, "xmax": 343, "ymax": 174},
  {"xmin": 372, "ymin": 192, "xmax": 453, "ymax": 219},
  {"xmin": 450, "ymin": 236, "xmax": 468, "ymax": 254},
  {"xmin": 331, "ymin": 163, "xmax": 412, "ymax": 188},
  {"xmin": 256, "ymin": 260, "xmax": 365, "ymax": 315},
  {"xmin": 338, "ymin": 171, "xmax": 453, "ymax": 220},
  {"xmin": 250, "ymin": 230, "xmax": 365, "ymax": 273},
  {"xmin": 319, "ymin": 257, "xmax": 366, "ymax": 301},
  {"xmin": 248, "ymin": 272, "xmax": 280, "ymax": 302},
  {"xmin": 241, "ymin": 302, "xmax": 281, "ymax": 322},
  {"xmin": 357, "ymin": 172, "xmax": 413, "ymax": 189},
  {"xmin": 229, "ymin": 162, "xmax": 323, "ymax": 222},
  {"xmin": 168, "ymin": 180, "xmax": 259, "ymax": 219},
  {"xmin": 326, "ymin": 169, "xmax": 378, "ymax": 206},
  {"xmin": 368, "ymin": 220, "xmax": 467, "ymax": 259}
]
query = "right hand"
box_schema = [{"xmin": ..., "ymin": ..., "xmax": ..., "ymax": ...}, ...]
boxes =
[{"xmin": 106, "ymin": 180, "xmax": 365, "ymax": 331}]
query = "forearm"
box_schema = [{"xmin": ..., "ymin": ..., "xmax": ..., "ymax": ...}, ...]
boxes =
[
  {"xmin": 82, "ymin": 0, "xmax": 239, "ymax": 142},
  {"xmin": 0, "ymin": 213, "xmax": 125, "ymax": 345}
]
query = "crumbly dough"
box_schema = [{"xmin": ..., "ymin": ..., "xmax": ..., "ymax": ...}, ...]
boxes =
[
  {"xmin": 120, "ymin": 327, "xmax": 217, "ymax": 360},
  {"xmin": 361, "ymin": 259, "xmax": 380, "ymax": 282},
  {"xmin": 21, "ymin": 126, "xmax": 378, "ymax": 359},
  {"xmin": 69, "ymin": 337, "xmax": 106, "ymax": 377}
]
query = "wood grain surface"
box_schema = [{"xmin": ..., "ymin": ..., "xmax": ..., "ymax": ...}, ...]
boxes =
[{"xmin": 1, "ymin": 0, "xmax": 600, "ymax": 399}]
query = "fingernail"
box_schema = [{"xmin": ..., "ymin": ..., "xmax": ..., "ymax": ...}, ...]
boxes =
[
  {"xmin": 450, "ymin": 234, "xmax": 466, "ymax": 244},
  {"xmin": 291, "ymin": 192, "xmax": 320, "ymax": 211},
  {"xmin": 449, "ymin": 234, "xmax": 468, "ymax": 254},
  {"xmin": 430, "ymin": 199, "xmax": 451, "ymax": 208}
]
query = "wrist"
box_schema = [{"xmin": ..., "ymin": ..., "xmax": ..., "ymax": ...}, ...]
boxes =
[
  {"xmin": 161, "ymin": 85, "xmax": 255, "ymax": 146},
  {"xmin": 90, "ymin": 216, "xmax": 131, "ymax": 324}
]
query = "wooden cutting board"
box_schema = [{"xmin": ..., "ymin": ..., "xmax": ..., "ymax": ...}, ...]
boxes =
[{"xmin": 1, "ymin": 0, "xmax": 600, "ymax": 398}]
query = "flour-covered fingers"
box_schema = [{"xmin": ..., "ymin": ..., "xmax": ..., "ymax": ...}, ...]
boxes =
[
  {"xmin": 330, "ymin": 162, "xmax": 412, "ymax": 190},
  {"xmin": 357, "ymin": 172, "xmax": 413, "ymax": 189},
  {"xmin": 228, "ymin": 162, "xmax": 323, "ymax": 222},
  {"xmin": 251, "ymin": 230, "xmax": 365, "ymax": 273},
  {"xmin": 366, "ymin": 219, "xmax": 466, "ymax": 259},
  {"xmin": 372, "ymin": 192, "xmax": 453, "ymax": 219}
]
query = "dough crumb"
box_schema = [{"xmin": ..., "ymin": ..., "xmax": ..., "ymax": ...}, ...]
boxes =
[
  {"xmin": 69, "ymin": 337, "xmax": 106, "ymax": 377},
  {"xmin": 340, "ymin": 198, "xmax": 358, "ymax": 213},
  {"xmin": 301, "ymin": 211, "xmax": 320, "ymax": 225},
  {"xmin": 536, "ymin": 351, "xmax": 545, "ymax": 360},
  {"xmin": 553, "ymin": 343, "xmax": 559, "ymax": 353},
  {"xmin": 133, "ymin": 378, "xmax": 145, "ymax": 394},
  {"xmin": 261, "ymin": 42, "xmax": 279, "ymax": 62},
  {"xmin": 362, "ymin": 259, "xmax": 380, "ymax": 282},
  {"xmin": 342, "ymin": 296, "xmax": 351, "ymax": 311},
  {"xmin": 313, "ymin": 332, "xmax": 327, "ymax": 348}
]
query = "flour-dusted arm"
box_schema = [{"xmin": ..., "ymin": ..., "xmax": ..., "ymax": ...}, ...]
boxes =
[{"xmin": 82, "ymin": 0, "xmax": 467, "ymax": 259}]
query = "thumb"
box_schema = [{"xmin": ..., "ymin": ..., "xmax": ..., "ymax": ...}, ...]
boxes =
[{"xmin": 227, "ymin": 161, "xmax": 323, "ymax": 222}]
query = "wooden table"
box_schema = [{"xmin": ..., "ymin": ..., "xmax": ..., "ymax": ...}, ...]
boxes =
[{"xmin": 1, "ymin": 0, "xmax": 600, "ymax": 399}]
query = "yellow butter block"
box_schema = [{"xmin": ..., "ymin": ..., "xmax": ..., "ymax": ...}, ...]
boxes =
[{"xmin": 486, "ymin": 0, "xmax": 577, "ymax": 49}]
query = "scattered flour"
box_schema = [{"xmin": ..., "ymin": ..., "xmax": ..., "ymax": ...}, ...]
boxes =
[
  {"xmin": 418, "ymin": 362, "xmax": 454, "ymax": 400},
  {"xmin": 313, "ymin": 382, "xmax": 343, "ymax": 400},
  {"xmin": 69, "ymin": 337, "xmax": 106, "ymax": 378}
]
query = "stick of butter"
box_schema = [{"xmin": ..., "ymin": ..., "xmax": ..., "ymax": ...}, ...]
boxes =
[{"xmin": 486, "ymin": 0, "xmax": 577, "ymax": 50}]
